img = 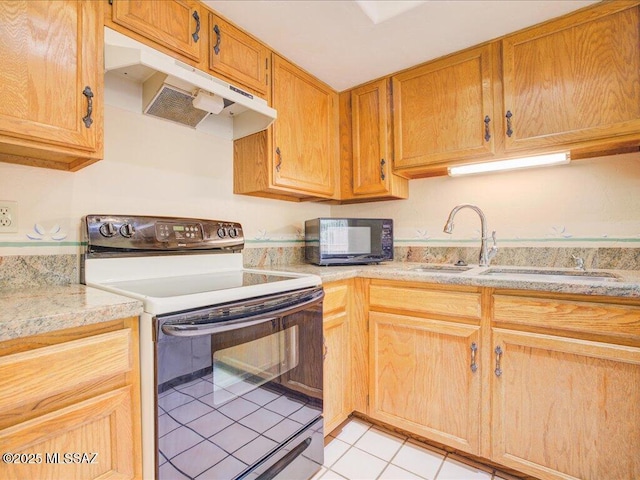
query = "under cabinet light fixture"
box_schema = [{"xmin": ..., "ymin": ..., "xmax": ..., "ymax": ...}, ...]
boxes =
[
  {"xmin": 192, "ymin": 89, "xmax": 225, "ymax": 114},
  {"xmin": 448, "ymin": 152, "xmax": 570, "ymax": 177}
]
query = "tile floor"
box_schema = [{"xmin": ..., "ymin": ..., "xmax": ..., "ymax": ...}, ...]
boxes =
[
  {"xmin": 157, "ymin": 369, "xmax": 322, "ymax": 479},
  {"xmin": 315, "ymin": 417, "xmax": 517, "ymax": 480}
]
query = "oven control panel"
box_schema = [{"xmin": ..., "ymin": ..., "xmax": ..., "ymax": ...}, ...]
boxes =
[
  {"xmin": 155, "ymin": 222, "xmax": 203, "ymax": 242},
  {"xmin": 83, "ymin": 215, "xmax": 244, "ymax": 254}
]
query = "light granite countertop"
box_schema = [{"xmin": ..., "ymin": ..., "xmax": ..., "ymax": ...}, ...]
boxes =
[
  {"xmin": 266, "ymin": 262, "xmax": 640, "ymax": 299},
  {"xmin": 0, "ymin": 285, "xmax": 143, "ymax": 342},
  {"xmin": 2, "ymin": 262, "xmax": 639, "ymax": 343}
]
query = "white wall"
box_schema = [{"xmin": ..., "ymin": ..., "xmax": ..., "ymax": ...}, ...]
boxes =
[
  {"xmin": 0, "ymin": 89, "xmax": 639, "ymax": 256},
  {"xmin": 0, "ymin": 102, "xmax": 331, "ymax": 255},
  {"xmin": 334, "ymin": 152, "xmax": 640, "ymax": 248}
]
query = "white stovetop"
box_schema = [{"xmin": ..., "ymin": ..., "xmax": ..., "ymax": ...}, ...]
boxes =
[{"xmin": 84, "ymin": 253, "xmax": 321, "ymax": 315}]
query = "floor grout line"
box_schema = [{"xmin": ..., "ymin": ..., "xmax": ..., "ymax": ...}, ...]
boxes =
[{"xmin": 325, "ymin": 418, "xmax": 507, "ymax": 480}]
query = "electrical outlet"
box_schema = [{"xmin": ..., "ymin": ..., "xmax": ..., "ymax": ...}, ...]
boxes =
[{"xmin": 0, "ymin": 201, "xmax": 18, "ymax": 233}]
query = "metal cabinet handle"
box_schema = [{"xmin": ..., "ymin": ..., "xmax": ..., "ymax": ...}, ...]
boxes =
[
  {"xmin": 192, "ymin": 11, "xmax": 201, "ymax": 42},
  {"xmin": 213, "ymin": 24, "xmax": 221, "ymax": 55},
  {"xmin": 505, "ymin": 110, "xmax": 513, "ymax": 138},
  {"xmin": 380, "ymin": 158, "xmax": 386, "ymax": 180},
  {"xmin": 82, "ymin": 86, "xmax": 94, "ymax": 128},
  {"xmin": 275, "ymin": 147, "xmax": 282, "ymax": 172},
  {"xmin": 323, "ymin": 336, "xmax": 328, "ymax": 361},
  {"xmin": 484, "ymin": 115, "xmax": 491, "ymax": 142},
  {"xmin": 494, "ymin": 345, "xmax": 503, "ymax": 377},
  {"xmin": 470, "ymin": 342, "xmax": 478, "ymax": 373}
]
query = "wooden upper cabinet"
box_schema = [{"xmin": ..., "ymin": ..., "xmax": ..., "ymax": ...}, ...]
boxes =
[
  {"xmin": 491, "ymin": 328, "xmax": 640, "ymax": 480},
  {"xmin": 344, "ymin": 79, "xmax": 408, "ymax": 200},
  {"xmin": 392, "ymin": 44, "xmax": 495, "ymax": 174},
  {"xmin": 272, "ymin": 55, "xmax": 336, "ymax": 197},
  {"xmin": 234, "ymin": 55, "xmax": 338, "ymax": 200},
  {"xmin": 111, "ymin": 0, "xmax": 203, "ymax": 62},
  {"xmin": 0, "ymin": 0, "xmax": 103, "ymax": 171},
  {"xmin": 208, "ymin": 13, "xmax": 269, "ymax": 97},
  {"xmin": 502, "ymin": 3, "xmax": 640, "ymax": 152},
  {"xmin": 352, "ymin": 79, "xmax": 392, "ymax": 195}
]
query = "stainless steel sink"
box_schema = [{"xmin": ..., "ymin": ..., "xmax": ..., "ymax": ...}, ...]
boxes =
[
  {"xmin": 479, "ymin": 268, "xmax": 620, "ymax": 282},
  {"xmin": 412, "ymin": 265, "xmax": 473, "ymax": 274}
]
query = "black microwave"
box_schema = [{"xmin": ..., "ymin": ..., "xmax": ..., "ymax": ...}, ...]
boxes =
[{"xmin": 305, "ymin": 218, "xmax": 393, "ymax": 265}]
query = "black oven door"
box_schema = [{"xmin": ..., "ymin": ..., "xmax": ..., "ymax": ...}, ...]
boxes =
[{"xmin": 154, "ymin": 287, "xmax": 324, "ymax": 480}]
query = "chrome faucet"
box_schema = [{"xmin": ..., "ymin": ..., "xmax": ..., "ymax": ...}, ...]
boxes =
[{"xmin": 443, "ymin": 204, "xmax": 498, "ymax": 266}]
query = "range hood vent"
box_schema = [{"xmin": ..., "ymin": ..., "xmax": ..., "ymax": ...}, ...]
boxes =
[{"xmin": 104, "ymin": 28, "xmax": 276, "ymax": 139}]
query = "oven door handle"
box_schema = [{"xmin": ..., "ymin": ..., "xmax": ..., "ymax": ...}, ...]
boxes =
[
  {"xmin": 161, "ymin": 292, "xmax": 323, "ymax": 337},
  {"xmin": 162, "ymin": 315, "xmax": 277, "ymax": 336}
]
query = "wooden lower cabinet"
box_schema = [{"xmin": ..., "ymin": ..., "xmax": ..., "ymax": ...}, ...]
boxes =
[
  {"xmin": 0, "ymin": 318, "xmax": 141, "ymax": 480},
  {"xmin": 323, "ymin": 281, "xmax": 352, "ymax": 434},
  {"xmin": 369, "ymin": 311, "xmax": 482, "ymax": 454},
  {"xmin": 491, "ymin": 328, "xmax": 640, "ymax": 480},
  {"xmin": 367, "ymin": 281, "xmax": 483, "ymax": 454}
]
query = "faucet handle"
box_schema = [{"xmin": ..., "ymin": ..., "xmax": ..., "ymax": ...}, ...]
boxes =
[
  {"xmin": 488, "ymin": 230, "xmax": 498, "ymax": 261},
  {"xmin": 572, "ymin": 254, "xmax": 586, "ymax": 271}
]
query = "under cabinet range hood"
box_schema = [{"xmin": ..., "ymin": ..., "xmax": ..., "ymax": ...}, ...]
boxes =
[{"xmin": 104, "ymin": 28, "xmax": 276, "ymax": 139}]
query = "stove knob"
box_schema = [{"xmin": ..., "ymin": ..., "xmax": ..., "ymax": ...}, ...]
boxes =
[
  {"xmin": 217, "ymin": 227, "xmax": 227, "ymax": 238},
  {"xmin": 99, "ymin": 222, "xmax": 117, "ymax": 237},
  {"xmin": 120, "ymin": 223, "xmax": 135, "ymax": 238},
  {"xmin": 228, "ymin": 228, "xmax": 237, "ymax": 238}
]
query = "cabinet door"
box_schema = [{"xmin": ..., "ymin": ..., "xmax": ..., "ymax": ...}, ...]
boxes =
[
  {"xmin": 351, "ymin": 79, "xmax": 392, "ymax": 196},
  {"xmin": 491, "ymin": 329, "xmax": 640, "ymax": 480},
  {"xmin": 272, "ymin": 55, "xmax": 337, "ymax": 197},
  {"xmin": 0, "ymin": 388, "xmax": 136, "ymax": 480},
  {"xmin": 502, "ymin": 4, "xmax": 640, "ymax": 152},
  {"xmin": 323, "ymin": 310, "xmax": 351, "ymax": 435},
  {"xmin": 111, "ymin": 0, "xmax": 202, "ymax": 62},
  {"xmin": 392, "ymin": 44, "xmax": 495, "ymax": 171},
  {"xmin": 369, "ymin": 311, "xmax": 481, "ymax": 454},
  {"xmin": 0, "ymin": 0, "xmax": 102, "ymax": 167},
  {"xmin": 323, "ymin": 282, "xmax": 351, "ymax": 435},
  {"xmin": 208, "ymin": 13, "xmax": 269, "ymax": 97}
]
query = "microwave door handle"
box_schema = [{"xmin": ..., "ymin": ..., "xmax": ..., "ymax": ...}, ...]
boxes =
[{"xmin": 161, "ymin": 293, "xmax": 323, "ymax": 337}]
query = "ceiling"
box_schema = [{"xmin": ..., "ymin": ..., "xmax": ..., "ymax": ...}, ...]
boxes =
[{"xmin": 205, "ymin": 0, "xmax": 599, "ymax": 92}]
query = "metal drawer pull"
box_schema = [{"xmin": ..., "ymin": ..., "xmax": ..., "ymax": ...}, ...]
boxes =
[
  {"xmin": 494, "ymin": 345, "xmax": 503, "ymax": 377},
  {"xmin": 213, "ymin": 24, "xmax": 221, "ymax": 55},
  {"xmin": 505, "ymin": 111, "xmax": 513, "ymax": 138},
  {"xmin": 484, "ymin": 115, "xmax": 491, "ymax": 142},
  {"xmin": 192, "ymin": 11, "xmax": 201, "ymax": 42},
  {"xmin": 275, "ymin": 147, "xmax": 282, "ymax": 172},
  {"xmin": 82, "ymin": 86, "xmax": 94, "ymax": 128},
  {"xmin": 470, "ymin": 342, "xmax": 478, "ymax": 373},
  {"xmin": 380, "ymin": 158, "xmax": 386, "ymax": 180}
]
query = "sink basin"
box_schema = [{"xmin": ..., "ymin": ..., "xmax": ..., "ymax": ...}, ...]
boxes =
[
  {"xmin": 479, "ymin": 268, "xmax": 620, "ymax": 282},
  {"xmin": 412, "ymin": 265, "xmax": 473, "ymax": 274}
]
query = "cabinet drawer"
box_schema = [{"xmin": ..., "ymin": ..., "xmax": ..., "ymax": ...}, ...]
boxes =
[
  {"xmin": 493, "ymin": 295, "xmax": 640, "ymax": 342},
  {"xmin": 369, "ymin": 284, "xmax": 481, "ymax": 321},
  {"xmin": 0, "ymin": 387, "xmax": 135, "ymax": 480},
  {"xmin": 0, "ymin": 330, "xmax": 132, "ymax": 413},
  {"xmin": 323, "ymin": 282, "xmax": 349, "ymax": 316}
]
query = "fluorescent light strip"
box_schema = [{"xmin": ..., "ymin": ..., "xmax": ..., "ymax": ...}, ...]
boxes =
[{"xmin": 448, "ymin": 152, "xmax": 570, "ymax": 177}]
